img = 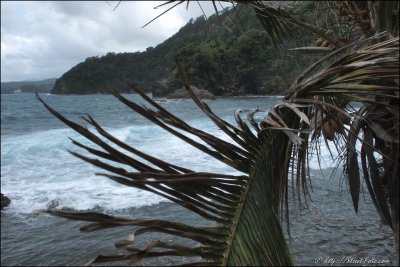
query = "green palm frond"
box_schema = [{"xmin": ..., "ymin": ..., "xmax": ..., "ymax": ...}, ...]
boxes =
[{"xmin": 36, "ymin": 56, "xmax": 296, "ymax": 265}]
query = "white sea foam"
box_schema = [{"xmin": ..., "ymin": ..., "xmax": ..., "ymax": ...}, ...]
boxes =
[
  {"xmin": 1, "ymin": 121, "xmax": 241, "ymax": 215},
  {"xmin": 1, "ymin": 110, "xmax": 351, "ymax": 215},
  {"xmin": 1, "ymin": 127, "xmax": 169, "ymax": 214}
]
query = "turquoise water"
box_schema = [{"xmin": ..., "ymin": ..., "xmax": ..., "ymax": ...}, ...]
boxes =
[{"xmin": 1, "ymin": 93, "xmax": 395, "ymax": 266}]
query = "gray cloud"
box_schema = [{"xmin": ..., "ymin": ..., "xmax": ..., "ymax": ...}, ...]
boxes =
[{"xmin": 1, "ymin": 1, "xmax": 232, "ymax": 82}]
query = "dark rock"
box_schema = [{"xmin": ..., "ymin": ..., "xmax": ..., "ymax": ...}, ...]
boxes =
[
  {"xmin": 48, "ymin": 198, "xmax": 61, "ymax": 209},
  {"xmin": 155, "ymin": 85, "xmax": 215, "ymax": 100},
  {"xmin": 151, "ymin": 79, "xmax": 170, "ymax": 98},
  {"xmin": 1, "ymin": 193, "xmax": 11, "ymax": 210},
  {"xmin": 151, "ymin": 80, "xmax": 215, "ymax": 100}
]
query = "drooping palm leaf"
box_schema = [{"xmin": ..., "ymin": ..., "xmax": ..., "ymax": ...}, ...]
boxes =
[{"xmin": 36, "ymin": 54, "xmax": 296, "ymax": 265}]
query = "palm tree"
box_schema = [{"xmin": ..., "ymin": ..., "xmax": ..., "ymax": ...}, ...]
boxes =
[{"xmin": 36, "ymin": 1, "xmax": 399, "ymax": 265}]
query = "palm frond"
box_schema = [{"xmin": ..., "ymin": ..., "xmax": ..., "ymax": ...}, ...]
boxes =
[{"xmin": 36, "ymin": 56, "xmax": 295, "ymax": 265}]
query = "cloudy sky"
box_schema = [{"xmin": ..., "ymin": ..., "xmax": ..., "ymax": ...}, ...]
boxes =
[{"xmin": 1, "ymin": 1, "xmax": 231, "ymax": 82}]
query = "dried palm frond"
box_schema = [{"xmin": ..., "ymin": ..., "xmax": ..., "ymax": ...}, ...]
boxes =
[{"xmin": 280, "ymin": 36, "xmax": 399, "ymax": 256}]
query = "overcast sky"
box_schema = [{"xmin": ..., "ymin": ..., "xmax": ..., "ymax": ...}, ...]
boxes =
[{"xmin": 1, "ymin": 1, "xmax": 232, "ymax": 82}]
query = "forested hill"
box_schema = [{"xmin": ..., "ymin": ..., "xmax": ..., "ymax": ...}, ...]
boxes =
[{"xmin": 51, "ymin": 3, "xmax": 315, "ymax": 95}]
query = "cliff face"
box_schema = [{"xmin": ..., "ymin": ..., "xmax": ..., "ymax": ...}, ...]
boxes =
[{"xmin": 51, "ymin": 3, "xmax": 315, "ymax": 95}]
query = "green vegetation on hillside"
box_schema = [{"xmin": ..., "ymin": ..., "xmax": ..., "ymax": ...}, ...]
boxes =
[{"xmin": 52, "ymin": 4, "xmax": 315, "ymax": 95}]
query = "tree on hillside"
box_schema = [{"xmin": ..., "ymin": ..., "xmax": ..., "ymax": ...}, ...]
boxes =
[{"xmin": 37, "ymin": 1, "xmax": 399, "ymax": 265}]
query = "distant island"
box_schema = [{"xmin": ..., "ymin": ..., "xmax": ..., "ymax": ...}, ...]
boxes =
[
  {"xmin": 1, "ymin": 78, "xmax": 56, "ymax": 94},
  {"xmin": 49, "ymin": 3, "xmax": 315, "ymax": 96}
]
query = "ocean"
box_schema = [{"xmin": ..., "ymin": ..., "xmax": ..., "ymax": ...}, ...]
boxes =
[{"xmin": 1, "ymin": 93, "xmax": 395, "ymax": 266}]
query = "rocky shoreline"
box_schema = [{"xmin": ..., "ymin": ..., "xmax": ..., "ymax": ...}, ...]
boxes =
[
  {"xmin": 151, "ymin": 80, "xmax": 215, "ymax": 100},
  {"xmin": 153, "ymin": 86, "xmax": 215, "ymax": 100}
]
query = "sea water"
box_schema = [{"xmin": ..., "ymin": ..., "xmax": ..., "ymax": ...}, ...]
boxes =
[{"xmin": 1, "ymin": 93, "xmax": 395, "ymax": 266}]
